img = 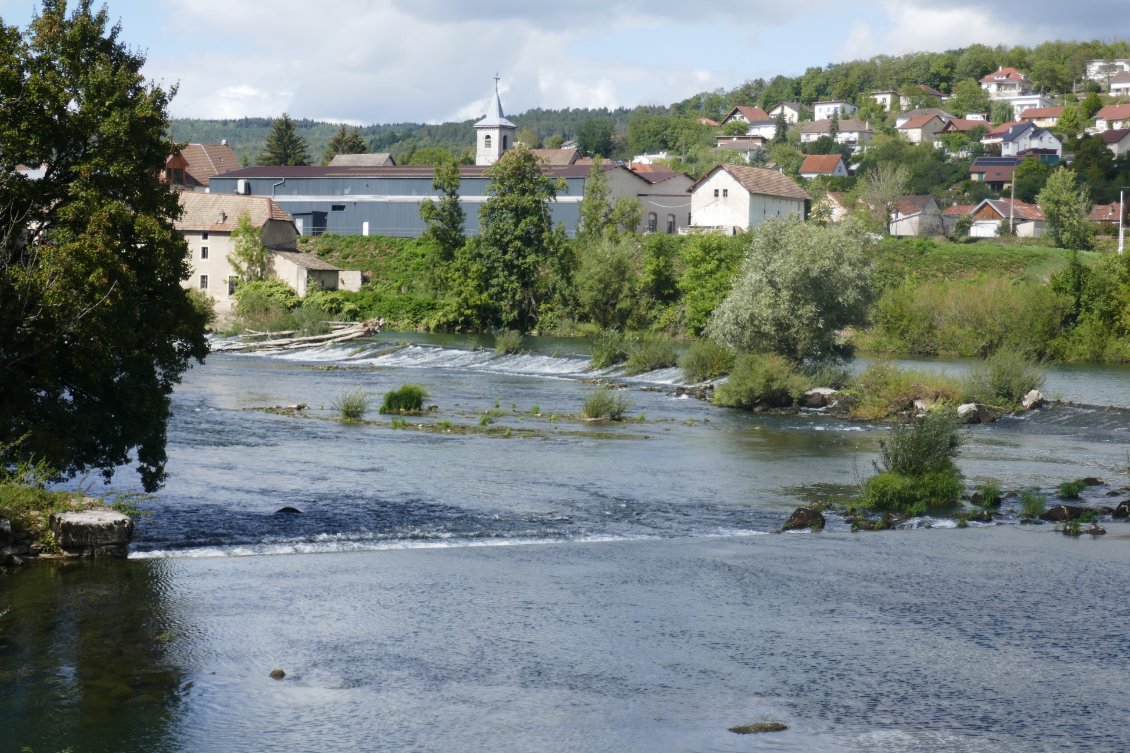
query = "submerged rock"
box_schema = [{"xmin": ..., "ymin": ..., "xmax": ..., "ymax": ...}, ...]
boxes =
[
  {"xmin": 782, "ymin": 507, "xmax": 825, "ymax": 531},
  {"xmin": 1021, "ymin": 390, "xmax": 1045, "ymax": 410},
  {"xmin": 1111, "ymin": 501, "xmax": 1130, "ymax": 518},
  {"xmin": 728, "ymin": 722, "xmax": 788, "ymax": 734},
  {"xmin": 50, "ymin": 509, "xmax": 133, "ymax": 558},
  {"xmin": 1080, "ymin": 477, "xmax": 1103, "ymax": 487},
  {"xmin": 276, "ymin": 506, "xmax": 303, "ymax": 514},
  {"xmin": 269, "ymin": 668, "xmax": 286, "ymax": 680}
]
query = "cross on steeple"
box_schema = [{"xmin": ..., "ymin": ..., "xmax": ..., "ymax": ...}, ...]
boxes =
[{"xmin": 494, "ymin": 73, "xmax": 500, "ymax": 93}]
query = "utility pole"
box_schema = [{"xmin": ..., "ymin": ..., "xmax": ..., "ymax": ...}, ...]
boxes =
[
  {"xmin": 1119, "ymin": 187, "xmax": 1125, "ymax": 255},
  {"xmin": 1009, "ymin": 174, "xmax": 1015, "ymax": 235}
]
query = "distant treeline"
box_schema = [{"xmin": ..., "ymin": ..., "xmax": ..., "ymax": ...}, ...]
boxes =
[{"xmin": 170, "ymin": 39, "xmax": 1130, "ymax": 164}]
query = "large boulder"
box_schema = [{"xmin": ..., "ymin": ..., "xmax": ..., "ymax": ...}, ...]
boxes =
[
  {"xmin": 1112, "ymin": 501, "xmax": 1130, "ymax": 519},
  {"xmin": 803, "ymin": 388, "xmax": 836, "ymax": 408},
  {"xmin": 782, "ymin": 507, "xmax": 825, "ymax": 531},
  {"xmin": 50, "ymin": 509, "xmax": 133, "ymax": 558},
  {"xmin": 957, "ymin": 403, "xmax": 1001, "ymax": 424},
  {"xmin": 1021, "ymin": 390, "xmax": 1045, "ymax": 410},
  {"xmin": 1039, "ymin": 504, "xmax": 1089, "ymax": 523}
]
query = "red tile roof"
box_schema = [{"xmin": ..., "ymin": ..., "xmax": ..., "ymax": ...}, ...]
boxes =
[
  {"xmin": 179, "ymin": 143, "xmax": 240, "ymax": 188},
  {"xmin": 699, "ymin": 118, "xmax": 720, "ymax": 127},
  {"xmin": 980, "ymin": 67, "xmax": 1028, "ymax": 83},
  {"xmin": 943, "ymin": 204, "xmax": 974, "ymax": 217},
  {"xmin": 942, "ymin": 118, "xmax": 990, "ymax": 133},
  {"xmin": 799, "ymin": 154, "xmax": 845, "ymax": 175},
  {"xmin": 898, "ymin": 114, "xmax": 942, "ymax": 130},
  {"xmin": 1019, "ymin": 107, "xmax": 1063, "ymax": 120},
  {"xmin": 694, "ymin": 164, "xmax": 811, "ymax": 201},
  {"xmin": 176, "ymin": 192, "xmax": 293, "ymax": 232},
  {"xmin": 1090, "ymin": 202, "xmax": 1123, "ymax": 223},
  {"xmin": 891, "ymin": 195, "xmax": 936, "ymax": 216},
  {"xmin": 979, "ymin": 198, "xmax": 1044, "ymax": 222},
  {"xmin": 1097, "ymin": 104, "xmax": 1130, "ymax": 121},
  {"xmin": 1099, "ymin": 128, "xmax": 1130, "ymax": 144}
]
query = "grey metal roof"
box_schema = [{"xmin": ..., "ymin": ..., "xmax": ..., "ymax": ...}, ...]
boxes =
[{"xmin": 474, "ymin": 87, "xmax": 516, "ymax": 129}]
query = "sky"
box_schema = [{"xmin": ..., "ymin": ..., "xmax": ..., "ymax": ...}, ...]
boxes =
[{"xmin": 2, "ymin": 0, "xmax": 1129, "ymax": 125}]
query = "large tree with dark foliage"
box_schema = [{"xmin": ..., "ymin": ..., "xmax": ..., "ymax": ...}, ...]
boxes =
[
  {"xmin": 0, "ymin": 0, "xmax": 209, "ymax": 490},
  {"xmin": 258, "ymin": 113, "xmax": 310, "ymax": 166}
]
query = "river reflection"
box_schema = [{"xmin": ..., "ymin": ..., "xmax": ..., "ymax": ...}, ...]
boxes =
[{"xmin": 0, "ymin": 561, "xmax": 187, "ymax": 753}]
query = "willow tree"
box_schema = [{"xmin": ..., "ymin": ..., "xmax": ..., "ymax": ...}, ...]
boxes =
[
  {"xmin": 707, "ymin": 217, "xmax": 874, "ymax": 363},
  {"xmin": 0, "ymin": 0, "xmax": 209, "ymax": 490}
]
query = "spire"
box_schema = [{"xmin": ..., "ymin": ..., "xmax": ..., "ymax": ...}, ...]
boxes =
[{"xmin": 475, "ymin": 76, "xmax": 516, "ymax": 129}]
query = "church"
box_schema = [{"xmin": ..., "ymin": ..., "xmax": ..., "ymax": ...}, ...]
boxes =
[{"xmin": 209, "ymin": 81, "xmax": 588, "ymax": 237}]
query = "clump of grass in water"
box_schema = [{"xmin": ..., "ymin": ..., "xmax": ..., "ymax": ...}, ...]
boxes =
[
  {"xmin": 975, "ymin": 481, "xmax": 1002, "ymax": 507},
  {"xmin": 859, "ymin": 410, "xmax": 964, "ymax": 514},
  {"xmin": 1019, "ymin": 489, "xmax": 1047, "ymax": 518},
  {"xmin": 380, "ymin": 384, "xmax": 428, "ymax": 414},
  {"xmin": 679, "ymin": 338, "xmax": 735, "ymax": 382},
  {"xmin": 333, "ymin": 390, "xmax": 371, "ymax": 422},
  {"xmin": 582, "ymin": 386, "xmax": 631, "ymax": 420},
  {"xmin": 624, "ymin": 336, "xmax": 678, "ymax": 376},
  {"xmin": 1057, "ymin": 479, "xmax": 1085, "ymax": 499},
  {"xmin": 590, "ymin": 330, "xmax": 629, "ymax": 369},
  {"xmin": 494, "ymin": 329, "xmax": 523, "ymax": 355},
  {"xmin": 960, "ymin": 349, "xmax": 1046, "ymax": 407}
]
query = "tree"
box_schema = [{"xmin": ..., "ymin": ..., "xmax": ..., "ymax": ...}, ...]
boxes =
[
  {"xmin": 418, "ymin": 155, "xmax": 465, "ymax": 262},
  {"xmin": 403, "ymin": 146, "xmax": 460, "ymax": 166},
  {"xmin": 322, "ymin": 124, "xmax": 369, "ymax": 163},
  {"xmin": 258, "ymin": 113, "xmax": 310, "ymax": 166},
  {"xmin": 829, "ymin": 110, "xmax": 840, "ymax": 139},
  {"xmin": 0, "ymin": 1, "xmax": 209, "ymax": 490},
  {"xmin": 543, "ymin": 134, "xmax": 565, "ymax": 149},
  {"xmin": 1080, "ymin": 91, "xmax": 1104, "ymax": 120},
  {"xmin": 575, "ymin": 237, "xmax": 639, "ymax": 329},
  {"xmin": 859, "ymin": 162, "xmax": 910, "ymax": 234},
  {"xmin": 1037, "ymin": 167, "xmax": 1094, "ymax": 251},
  {"xmin": 516, "ymin": 127, "xmax": 541, "ymax": 148},
  {"xmin": 228, "ymin": 213, "xmax": 273, "ymax": 283},
  {"xmin": 1054, "ymin": 105, "xmax": 1084, "ymax": 143},
  {"xmin": 706, "ymin": 217, "xmax": 874, "ymax": 363},
  {"xmin": 449, "ymin": 146, "xmax": 564, "ymax": 332},
  {"xmin": 1013, "ymin": 159, "xmax": 1051, "ymax": 203},
  {"xmin": 990, "ymin": 101, "xmax": 1015, "ymax": 126},
  {"xmin": 949, "ymin": 79, "xmax": 991, "ymax": 116},
  {"xmin": 721, "ymin": 119, "xmax": 750, "ymax": 136},
  {"xmin": 578, "ymin": 158, "xmax": 612, "ymax": 241},
  {"xmin": 773, "ymin": 111, "xmax": 788, "ymax": 143},
  {"xmin": 577, "ymin": 118, "xmax": 614, "ymax": 158}
]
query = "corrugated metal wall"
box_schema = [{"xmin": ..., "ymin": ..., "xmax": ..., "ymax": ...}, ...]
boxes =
[{"xmin": 209, "ymin": 176, "xmax": 583, "ymax": 238}]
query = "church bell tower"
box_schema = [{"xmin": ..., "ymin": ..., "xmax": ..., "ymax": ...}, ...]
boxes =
[{"xmin": 475, "ymin": 75, "xmax": 517, "ymax": 166}]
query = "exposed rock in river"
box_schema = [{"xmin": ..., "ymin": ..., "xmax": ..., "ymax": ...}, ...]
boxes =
[
  {"xmin": 728, "ymin": 722, "xmax": 788, "ymax": 734},
  {"xmin": 782, "ymin": 507, "xmax": 825, "ymax": 531},
  {"xmin": 956, "ymin": 403, "xmax": 1002, "ymax": 424},
  {"xmin": 1039, "ymin": 505, "xmax": 1089, "ymax": 523},
  {"xmin": 49, "ymin": 509, "xmax": 133, "ymax": 558},
  {"xmin": 1021, "ymin": 390, "xmax": 1045, "ymax": 410}
]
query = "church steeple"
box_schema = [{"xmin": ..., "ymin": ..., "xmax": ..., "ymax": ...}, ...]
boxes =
[{"xmin": 475, "ymin": 75, "xmax": 517, "ymax": 166}]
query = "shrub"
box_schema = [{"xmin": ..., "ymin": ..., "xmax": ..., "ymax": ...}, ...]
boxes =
[
  {"xmin": 861, "ymin": 468, "xmax": 964, "ymax": 514},
  {"xmin": 380, "ymin": 384, "xmax": 428, "ymax": 414},
  {"xmin": 803, "ymin": 360, "xmax": 851, "ymax": 390},
  {"xmin": 878, "ymin": 411, "xmax": 963, "ymax": 478},
  {"xmin": 1019, "ymin": 490, "xmax": 1047, "ymax": 518},
  {"xmin": 679, "ymin": 339, "xmax": 735, "ymax": 382},
  {"xmin": 590, "ymin": 330, "xmax": 629, "ymax": 369},
  {"xmin": 713, "ymin": 353, "xmax": 808, "ymax": 409},
  {"xmin": 961, "ymin": 349, "xmax": 1046, "ymax": 407},
  {"xmin": 849, "ymin": 362, "xmax": 962, "ymax": 420},
  {"xmin": 582, "ymin": 386, "xmax": 631, "ymax": 420},
  {"xmin": 234, "ymin": 279, "xmax": 301, "ymax": 331},
  {"xmin": 333, "ymin": 390, "xmax": 371, "ymax": 422},
  {"xmin": 494, "ymin": 329, "xmax": 523, "ymax": 355},
  {"xmin": 1057, "ymin": 479, "xmax": 1085, "ymax": 499},
  {"xmin": 291, "ymin": 302, "xmax": 333, "ymax": 337},
  {"xmin": 975, "ymin": 481, "xmax": 1002, "ymax": 507},
  {"xmin": 624, "ymin": 337, "xmax": 678, "ymax": 375}
]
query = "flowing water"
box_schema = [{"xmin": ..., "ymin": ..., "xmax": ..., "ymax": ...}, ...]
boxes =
[{"xmin": 3, "ymin": 334, "xmax": 1129, "ymax": 752}]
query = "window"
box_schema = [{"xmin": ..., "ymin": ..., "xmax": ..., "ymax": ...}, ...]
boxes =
[
  {"xmin": 199, "ymin": 275, "xmax": 208, "ymax": 290},
  {"xmin": 647, "ymin": 212, "xmax": 657, "ymax": 232},
  {"xmin": 666, "ymin": 214, "xmax": 675, "ymax": 234},
  {"xmin": 713, "ymin": 188, "xmax": 719, "ymax": 197},
  {"xmin": 202, "ymin": 232, "xmax": 209, "ymax": 240},
  {"xmin": 484, "ymin": 134, "xmax": 492, "ymax": 149},
  {"xmin": 331, "ymin": 204, "xmax": 346, "ymax": 212},
  {"xmin": 502, "ymin": 135, "xmax": 508, "ymax": 149},
  {"xmin": 723, "ymin": 189, "xmax": 729, "ymax": 198},
  {"xmin": 228, "ymin": 277, "xmax": 238, "ymax": 296},
  {"xmin": 200, "ymin": 246, "xmax": 209, "ymax": 260}
]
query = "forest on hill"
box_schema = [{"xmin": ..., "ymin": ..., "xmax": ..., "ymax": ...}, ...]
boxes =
[{"xmin": 170, "ymin": 39, "xmax": 1130, "ymax": 167}]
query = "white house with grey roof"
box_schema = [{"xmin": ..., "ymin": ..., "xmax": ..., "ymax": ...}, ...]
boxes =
[{"xmin": 688, "ymin": 164, "xmax": 810, "ymax": 234}]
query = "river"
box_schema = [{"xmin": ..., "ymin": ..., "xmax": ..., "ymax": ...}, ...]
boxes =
[{"xmin": 2, "ymin": 334, "xmax": 1129, "ymax": 753}]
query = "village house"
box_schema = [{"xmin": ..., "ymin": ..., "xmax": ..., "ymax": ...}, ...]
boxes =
[
  {"xmin": 997, "ymin": 122, "xmax": 1062, "ymax": 158},
  {"xmin": 1099, "ymin": 128, "xmax": 1130, "ymax": 158},
  {"xmin": 1110, "ymin": 71, "xmax": 1130, "ymax": 98},
  {"xmin": 162, "ymin": 142, "xmax": 240, "ymax": 191},
  {"xmin": 606, "ymin": 164, "xmax": 695, "ymax": 234},
  {"xmin": 812, "ymin": 101, "xmax": 858, "ymax": 121},
  {"xmin": 768, "ymin": 101, "xmax": 808, "ymax": 124},
  {"xmin": 888, "ymin": 195, "xmax": 944, "ymax": 237},
  {"xmin": 720, "ymin": 105, "xmax": 772, "ymax": 128},
  {"xmin": 895, "ymin": 108, "xmax": 953, "ymax": 128},
  {"xmin": 1085, "ymin": 59, "xmax": 1130, "ymax": 83},
  {"xmin": 175, "ymin": 193, "xmax": 361, "ymax": 313},
  {"xmin": 967, "ymin": 198, "xmax": 1046, "ymax": 238},
  {"xmin": 797, "ymin": 119, "xmax": 873, "ymax": 151},
  {"xmin": 969, "ymin": 156, "xmax": 1022, "ymax": 192},
  {"xmin": 1095, "ymin": 104, "xmax": 1130, "ymax": 132},
  {"xmin": 529, "ymin": 148, "xmax": 582, "ymax": 166},
  {"xmin": 870, "ymin": 90, "xmax": 899, "ymax": 112},
  {"xmin": 688, "ymin": 164, "xmax": 809, "ymax": 234},
  {"xmin": 900, "ymin": 83, "xmax": 945, "ymax": 109},
  {"xmin": 897, "ymin": 114, "xmax": 947, "ymax": 145},
  {"xmin": 1018, "ymin": 107, "xmax": 1063, "ymax": 128},
  {"xmin": 714, "ymin": 134, "xmax": 769, "ymax": 162},
  {"xmin": 942, "ymin": 204, "xmax": 975, "ymax": 235},
  {"xmin": 1090, "ymin": 202, "xmax": 1125, "ymax": 229},
  {"xmin": 799, "ymin": 154, "xmax": 848, "ymax": 179},
  {"xmin": 980, "ymin": 67, "xmax": 1032, "ymax": 98}
]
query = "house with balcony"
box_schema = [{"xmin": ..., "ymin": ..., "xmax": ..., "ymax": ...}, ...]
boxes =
[
  {"xmin": 797, "ymin": 119, "xmax": 873, "ymax": 151},
  {"xmin": 813, "ymin": 101, "xmax": 858, "ymax": 121},
  {"xmin": 980, "ymin": 67, "xmax": 1032, "ymax": 98}
]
